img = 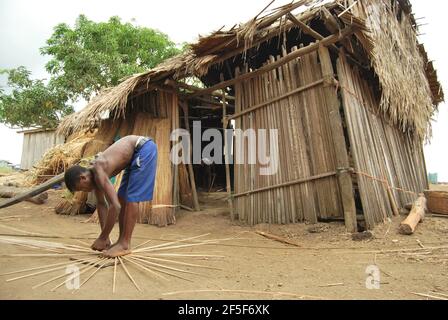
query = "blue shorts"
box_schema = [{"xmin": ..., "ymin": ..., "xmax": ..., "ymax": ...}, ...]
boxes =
[{"xmin": 117, "ymin": 139, "xmax": 158, "ymax": 203}]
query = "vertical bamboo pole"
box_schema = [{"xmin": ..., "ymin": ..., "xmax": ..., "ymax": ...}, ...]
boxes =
[
  {"xmin": 172, "ymin": 94, "xmax": 180, "ymax": 215},
  {"xmin": 181, "ymin": 102, "xmax": 200, "ymax": 211},
  {"xmin": 221, "ymin": 76, "xmax": 235, "ymax": 220},
  {"xmin": 318, "ymin": 46, "xmax": 358, "ymax": 233}
]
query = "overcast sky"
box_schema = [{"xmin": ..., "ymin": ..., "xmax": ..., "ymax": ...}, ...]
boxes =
[{"xmin": 0, "ymin": 0, "xmax": 446, "ymax": 181}]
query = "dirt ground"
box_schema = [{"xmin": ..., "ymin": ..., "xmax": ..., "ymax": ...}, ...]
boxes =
[{"xmin": 0, "ymin": 186, "xmax": 447, "ymax": 300}]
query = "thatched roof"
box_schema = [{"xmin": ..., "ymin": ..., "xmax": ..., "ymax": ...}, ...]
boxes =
[{"xmin": 58, "ymin": 0, "xmax": 443, "ymax": 141}]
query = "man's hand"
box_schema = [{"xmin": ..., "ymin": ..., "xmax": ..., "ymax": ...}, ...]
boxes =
[{"xmin": 91, "ymin": 237, "xmax": 111, "ymax": 251}]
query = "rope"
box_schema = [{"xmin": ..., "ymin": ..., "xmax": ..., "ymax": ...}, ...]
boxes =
[{"xmin": 354, "ymin": 170, "xmax": 418, "ymax": 196}]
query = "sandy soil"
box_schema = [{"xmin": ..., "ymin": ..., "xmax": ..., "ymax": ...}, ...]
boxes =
[{"xmin": 0, "ymin": 189, "xmax": 447, "ymax": 300}]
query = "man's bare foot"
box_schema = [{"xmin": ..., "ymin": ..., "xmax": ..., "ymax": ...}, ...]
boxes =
[
  {"xmin": 91, "ymin": 238, "xmax": 111, "ymax": 251},
  {"xmin": 102, "ymin": 242, "xmax": 131, "ymax": 258}
]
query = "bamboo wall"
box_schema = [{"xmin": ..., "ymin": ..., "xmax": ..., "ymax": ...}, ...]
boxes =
[
  {"xmin": 337, "ymin": 52, "xmax": 427, "ymax": 228},
  {"xmin": 233, "ymin": 48, "xmax": 344, "ymax": 225}
]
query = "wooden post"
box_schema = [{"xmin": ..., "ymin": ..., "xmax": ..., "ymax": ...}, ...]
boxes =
[
  {"xmin": 221, "ymin": 78, "xmax": 235, "ymax": 220},
  {"xmin": 180, "ymin": 102, "xmax": 200, "ymax": 211},
  {"xmin": 172, "ymin": 95, "xmax": 180, "ymax": 215},
  {"xmin": 318, "ymin": 46, "xmax": 358, "ymax": 233}
]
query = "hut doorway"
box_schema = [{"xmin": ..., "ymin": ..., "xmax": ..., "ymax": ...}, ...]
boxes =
[{"xmin": 179, "ymin": 96, "xmax": 234, "ymax": 209}]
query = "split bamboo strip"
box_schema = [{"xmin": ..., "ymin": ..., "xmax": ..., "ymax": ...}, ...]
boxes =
[
  {"xmin": 130, "ymin": 256, "xmax": 201, "ymax": 276},
  {"xmin": 50, "ymin": 258, "xmax": 104, "ymax": 291},
  {"xmin": 118, "ymin": 256, "xmax": 142, "ymax": 292},
  {"xmin": 6, "ymin": 256, "xmax": 98, "ymax": 283},
  {"xmin": 32, "ymin": 257, "xmax": 100, "ymax": 289},
  {"xmin": 131, "ymin": 254, "xmax": 221, "ymax": 270},
  {"xmin": 128, "ymin": 256, "xmax": 193, "ymax": 282},
  {"xmin": 0, "ymin": 260, "xmax": 77, "ymax": 276},
  {"xmin": 132, "ymin": 233, "xmax": 211, "ymax": 253},
  {"xmin": 113, "ymin": 257, "xmax": 117, "ymax": 293},
  {"xmin": 75, "ymin": 258, "xmax": 111, "ymax": 291},
  {"xmin": 122, "ymin": 256, "xmax": 169, "ymax": 281}
]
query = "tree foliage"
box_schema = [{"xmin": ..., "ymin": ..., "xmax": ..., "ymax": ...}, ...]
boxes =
[
  {"xmin": 0, "ymin": 67, "xmax": 73, "ymax": 129},
  {"xmin": 0, "ymin": 15, "xmax": 181, "ymax": 129},
  {"xmin": 41, "ymin": 15, "xmax": 181, "ymax": 101}
]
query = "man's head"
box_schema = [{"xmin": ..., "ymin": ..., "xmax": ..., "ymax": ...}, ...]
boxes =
[{"xmin": 64, "ymin": 165, "xmax": 94, "ymax": 193}]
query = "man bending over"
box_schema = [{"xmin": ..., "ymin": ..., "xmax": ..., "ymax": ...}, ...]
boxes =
[{"xmin": 64, "ymin": 135, "xmax": 158, "ymax": 257}]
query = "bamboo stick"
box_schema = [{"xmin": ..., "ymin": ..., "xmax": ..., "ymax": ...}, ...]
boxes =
[
  {"xmin": 6, "ymin": 258, "xmax": 97, "ymax": 282},
  {"xmin": 113, "ymin": 257, "xmax": 117, "ymax": 293},
  {"xmin": 130, "ymin": 256, "xmax": 201, "ymax": 276},
  {"xmin": 180, "ymin": 102, "xmax": 200, "ymax": 211},
  {"xmin": 221, "ymin": 76, "xmax": 235, "ymax": 221},
  {"xmin": 145, "ymin": 253, "xmax": 225, "ymax": 258},
  {"xmin": 133, "ymin": 239, "xmax": 152, "ymax": 250},
  {"xmin": 1, "ymin": 260, "xmax": 78, "ymax": 276},
  {"xmin": 255, "ymin": 231, "xmax": 300, "ymax": 247},
  {"xmin": 32, "ymin": 257, "xmax": 100, "ymax": 289},
  {"xmin": 50, "ymin": 258, "xmax": 104, "ymax": 292},
  {"xmin": 132, "ymin": 233, "xmax": 211, "ymax": 253},
  {"xmin": 161, "ymin": 289, "xmax": 324, "ymax": 300},
  {"xmin": 122, "ymin": 256, "xmax": 168, "ymax": 281},
  {"xmin": 127, "ymin": 256, "xmax": 193, "ymax": 282},
  {"xmin": 118, "ymin": 256, "xmax": 142, "ymax": 292},
  {"xmin": 75, "ymin": 259, "xmax": 110, "ymax": 291},
  {"xmin": 228, "ymin": 80, "xmax": 325, "ymax": 121},
  {"xmin": 131, "ymin": 254, "xmax": 221, "ymax": 270},
  {"xmin": 411, "ymin": 292, "xmax": 448, "ymax": 301},
  {"xmin": 233, "ymin": 171, "xmax": 337, "ymax": 198}
]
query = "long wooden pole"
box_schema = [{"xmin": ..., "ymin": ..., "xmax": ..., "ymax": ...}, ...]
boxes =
[
  {"xmin": 172, "ymin": 94, "xmax": 180, "ymax": 215},
  {"xmin": 190, "ymin": 27, "xmax": 354, "ymax": 98},
  {"xmin": 221, "ymin": 76, "xmax": 235, "ymax": 221},
  {"xmin": 0, "ymin": 173, "xmax": 64, "ymax": 209},
  {"xmin": 233, "ymin": 171, "xmax": 337, "ymax": 198},
  {"xmin": 228, "ymin": 79, "xmax": 324, "ymax": 121},
  {"xmin": 180, "ymin": 102, "xmax": 200, "ymax": 211},
  {"xmin": 318, "ymin": 46, "xmax": 358, "ymax": 233},
  {"xmin": 287, "ymin": 13, "xmax": 340, "ymax": 53}
]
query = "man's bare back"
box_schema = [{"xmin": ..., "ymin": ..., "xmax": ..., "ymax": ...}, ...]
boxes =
[{"xmin": 93, "ymin": 135, "xmax": 141, "ymax": 178}]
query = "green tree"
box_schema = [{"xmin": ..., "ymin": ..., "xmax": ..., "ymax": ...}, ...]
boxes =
[
  {"xmin": 1, "ymin": 15, "xmax": 181, "ymax": 129},
  {"xmin": 41, "ymin": 15, "xmax": 181, "ymax": 101},
  {"xmin": 0, "ymin": 67, "xmax": 73, "ymax": 129}
]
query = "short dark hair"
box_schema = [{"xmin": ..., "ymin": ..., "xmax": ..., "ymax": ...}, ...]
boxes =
[{"xmin": 64, "ymin": 165, "xmax": 88, "ymax": 193}]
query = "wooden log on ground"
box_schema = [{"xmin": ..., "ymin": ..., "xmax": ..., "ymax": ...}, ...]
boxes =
[
  {"xmin": 0, "ymin": 173, "xmax": 64, "ymax": 209},
  {"xmin": 399, "ymin": 195, "xmax": 426, "ymax": 235},
  {"xmin": 0, "ymin": 190, "xmax": 48, "ymax": 205}
]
